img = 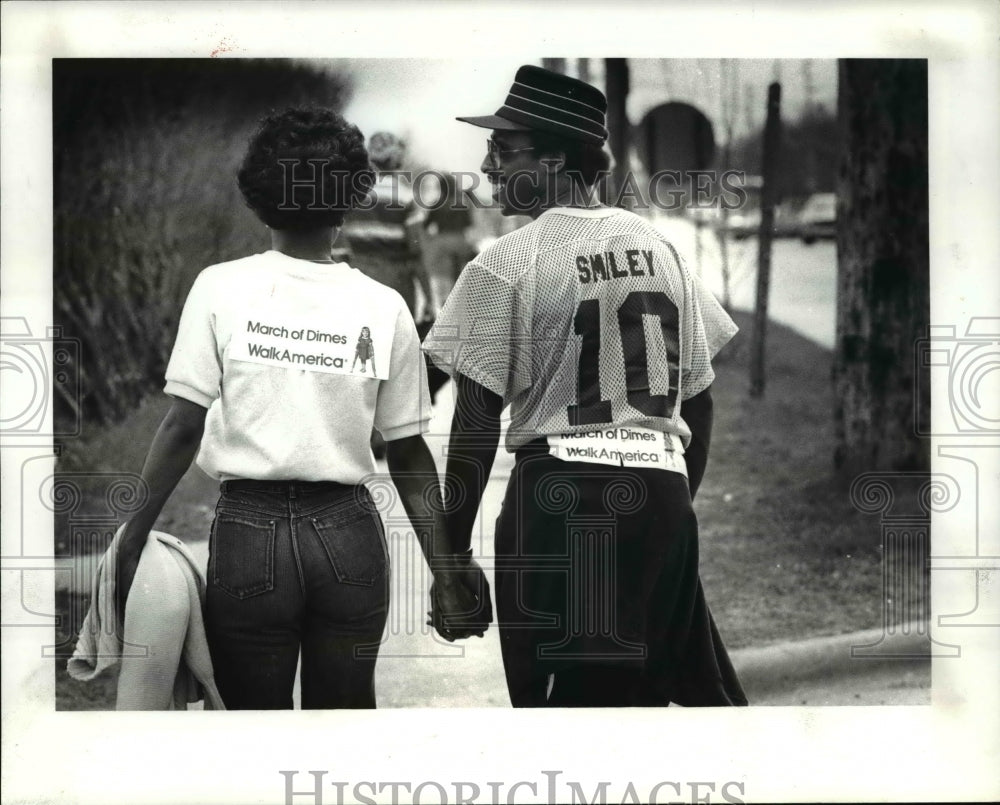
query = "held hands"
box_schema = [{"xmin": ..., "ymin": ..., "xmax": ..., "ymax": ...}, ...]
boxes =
[{"xmin": 427, "ymin": 553, "xmax": 493, "ymax": 642}]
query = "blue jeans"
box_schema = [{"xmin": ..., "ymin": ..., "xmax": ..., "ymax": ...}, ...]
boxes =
[{"xmin": 204, "ymin": 480, "xmax": 389, "ymax": 709}]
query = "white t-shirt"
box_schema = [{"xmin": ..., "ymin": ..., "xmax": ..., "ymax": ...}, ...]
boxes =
[
  {"xmin": 165, "ymin": 250, "xmax": 430, "ymax": 482},
  {"xmin": 423, "ymin": 206, "xmax": 737, "ymax": 454}
]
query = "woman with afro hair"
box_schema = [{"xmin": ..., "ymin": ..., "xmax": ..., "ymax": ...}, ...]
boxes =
[{"xmin": 114, "ymin": 107, "xmax": 489, "ymax": 709}]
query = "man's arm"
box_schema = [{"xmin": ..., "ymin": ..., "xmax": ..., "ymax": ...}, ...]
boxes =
[
  {"xmin": 681, "ymin": 385, "xmax": 714, "ymax": 500},
  {"xmin": 116, "ymin": 397, "xmax": 207, "ymax": 617},
  {"xmin": 443, "ymin": 373, "xmax": 504, "ymax": 553}
]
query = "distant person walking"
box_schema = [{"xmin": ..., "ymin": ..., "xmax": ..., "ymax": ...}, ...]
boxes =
[
  {"xmin": 114, "ymin": 107, "xmax": 483, "ymax": 710},
  {"xmin": 423, "ymin": 171, "xmax": 476, "ymax": 310},
  {"xmin": 340, "ymin": 131, "xmax": 435, "ymax": 324},
  {"xmin": 341, "ymin": 132, "xmax": 448, "ymax": 434}
]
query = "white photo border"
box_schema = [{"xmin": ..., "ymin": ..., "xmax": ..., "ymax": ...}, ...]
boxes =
[{"xmin": 2, "ymin": 2, "xmax": 998, "ymax": 804}]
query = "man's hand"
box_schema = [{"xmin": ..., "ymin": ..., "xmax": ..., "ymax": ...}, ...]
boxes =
[{"xmin": 427, "ymin": 555, "xmax": 493, "ymax": 641}]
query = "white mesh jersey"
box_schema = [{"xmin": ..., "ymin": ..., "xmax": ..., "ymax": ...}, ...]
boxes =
[{"xmin": 423, "ymin": 206, "xmax": 737, "ymax": 452}]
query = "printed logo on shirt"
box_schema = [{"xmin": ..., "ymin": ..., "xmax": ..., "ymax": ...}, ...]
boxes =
[
  {"xmin": 230, "ymin": 309, "xmax": 394, "ymax": 379},
  {"xmin": 547, "ymin": 425, "xmax": 687, "ymax": 475}
]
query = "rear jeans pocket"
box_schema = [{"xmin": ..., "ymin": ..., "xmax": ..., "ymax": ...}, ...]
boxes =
[
  {"xmin": 210, "ymin": 512, "xmax": 276, "ymax": 599},
  {"xmin": 310, "ymin": 506, "xmax": 387, "ymax": 587}
]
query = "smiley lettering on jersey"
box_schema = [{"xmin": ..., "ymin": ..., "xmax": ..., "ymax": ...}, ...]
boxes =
[{"xmin": 576, "ymin": 250, "xmax": 656, "ymax": 283}]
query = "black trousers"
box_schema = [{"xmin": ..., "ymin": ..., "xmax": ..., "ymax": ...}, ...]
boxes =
[{"xmin": 494, "ymin": 450, "xmax": 747, "ymax": 708}]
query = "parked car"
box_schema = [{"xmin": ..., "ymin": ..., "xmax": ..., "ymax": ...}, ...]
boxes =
[
  {"xmin": 799, "ymin": 192, "xmax": 837, "ymax": 244},
  {"xmin": 717, "ymin": 203, "xmax": 799, "ymax": 240},
  {"xmin": 720, "ymin": 207, "xmax": 761, "ymax": 240}
]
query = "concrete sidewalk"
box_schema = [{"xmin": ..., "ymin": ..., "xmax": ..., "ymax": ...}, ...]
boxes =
[
  {"xmin": 58, "ymin": 380, "xmax": 931, "ymax": 707},
  {"xmin": 731, "ymin": 627, "xmax": 930, "ymax": 706}
]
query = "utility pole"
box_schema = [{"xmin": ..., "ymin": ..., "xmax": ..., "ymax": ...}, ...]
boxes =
[
  {"xmin": 802, "ymin": 59, "xmax": 816, "ymax": 115},
  {"xmin": 605, "ymin": 58, "xmax": 631, "ymax": 209},
  {"xmin": 749, "ymin": 82, "xmax": 782, "ymax": 397},
  {"xmin": 717, "ymin": 58, "xmax": 735, "ymax": 310},
  {"xmin": 743, "ymin": 81, "xmax": 755, "ymax": 138}
]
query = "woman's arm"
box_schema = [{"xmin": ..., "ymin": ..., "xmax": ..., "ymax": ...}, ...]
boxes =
[
  {"xmin": 116, "ymin": 396, "xmax": 207, "ymax": 619},
  {"xmin": 385, "ymin": 433, "xmax": 490, "ymax": 638}
]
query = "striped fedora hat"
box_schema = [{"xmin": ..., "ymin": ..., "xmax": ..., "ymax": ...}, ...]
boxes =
[{"xmin": 457, "ymin": 64, "xmax": 608, "ymax": 145}]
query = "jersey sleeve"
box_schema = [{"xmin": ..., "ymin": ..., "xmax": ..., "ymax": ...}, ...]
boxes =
[
  {"xmin": 421, "ymin": 260, "xmax": 530, "ymax": 404},
  {"xmin": 680, "ymin": 263, "xmax": 739, "ymax": 400},
  {"xmin": 163, "ymin": 271, "xmax": 221, "ymax": 408},
  {"xmin": 374, "ymin": 303, "xmax": 433, "ymax": 441}
]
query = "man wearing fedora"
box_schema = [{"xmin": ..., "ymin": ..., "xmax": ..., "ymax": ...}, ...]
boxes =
[{"xmin": 424, "ymin": 65, "xmax": 747, "ymax": 707}]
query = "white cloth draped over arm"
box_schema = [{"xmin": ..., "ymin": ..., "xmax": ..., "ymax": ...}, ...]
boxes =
[{"xmin": 68, "ymin": 525, "xmax": 224, "ymax": 710}]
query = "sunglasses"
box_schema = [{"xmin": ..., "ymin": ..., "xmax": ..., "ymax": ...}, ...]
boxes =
[{"xmin": 486, "ymin": 138, "xmax": 536, "ymax": 162}]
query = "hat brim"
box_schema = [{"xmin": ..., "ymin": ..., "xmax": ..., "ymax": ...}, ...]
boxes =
[{"xmin": 456, "ymin": 114, "xmax": 534, "ymax": 131}]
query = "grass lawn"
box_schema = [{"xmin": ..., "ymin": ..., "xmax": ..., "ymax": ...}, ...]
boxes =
[
  {"xmin": 54, "ymin": 310, "xmax": 899, "ymax": 708},
  {"xmin": 696, "ymin": 311, "xmax": 887, "ymax": 649}
]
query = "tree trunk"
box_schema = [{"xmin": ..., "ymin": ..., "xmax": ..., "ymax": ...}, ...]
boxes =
[
  {"xmin": 834, "ymin": 59, "xmax": 929, "ymax": 477},
  {"xmin": 750, "ymin": 82, "xmax": 782, "ymax": 398}
]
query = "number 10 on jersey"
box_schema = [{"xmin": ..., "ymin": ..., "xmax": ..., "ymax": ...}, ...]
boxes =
[{"xmin": 567, "ymin": 290, "xmax": 680, "ymax": 427}]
